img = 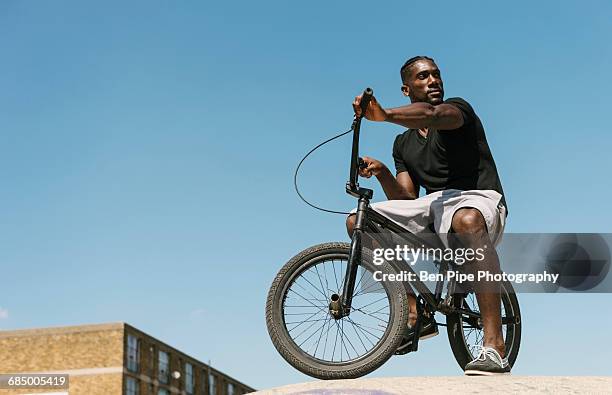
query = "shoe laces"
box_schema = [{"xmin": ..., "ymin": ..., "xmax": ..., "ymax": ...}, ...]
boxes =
[{"xmin": 471, "ymin": 346, "xmax": 509, "ymax": 368}]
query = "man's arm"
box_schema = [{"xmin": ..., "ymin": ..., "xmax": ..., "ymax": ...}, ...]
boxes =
[
  {"xmin": 360, "ymin": 157, "xmax": 418, "ymax": 200},
  {"xmin": 353, "ymin": 95, "xmax": 464, "ymax": 130},
  {"xmin": 385, "ymin": 102, "xmax": 463, "ymax": 130}
]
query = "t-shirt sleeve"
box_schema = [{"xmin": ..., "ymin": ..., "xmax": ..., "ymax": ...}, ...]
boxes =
[
  {"xmin": 445, "ymin": 97, "xmax": 476, "ymax": 127},
  {"xmin": 392, "ymin": 134, "xmax": 408, "ymax": 174}
]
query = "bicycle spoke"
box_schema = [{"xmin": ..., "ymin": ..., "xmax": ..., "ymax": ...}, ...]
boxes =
[
  {"xmin": 313, "ymin": 315, "xmax": 332, "ymax": 357},
  {"xmin": 334, "ymin": 319, "xmax": 351, "ymax": 362},
  {"xmin": 285, "ymin": 312, "xmax": 327, "ymax": 316},
  {"xmin": 339, "ymin": 320, "xmax": 344, "ymax": 361},
  {"xmin": 341, "ymin": 318, "xmax": 362, "ymax": 358},
  {"xmin": 353, "ymin": 266, "xmax": 368, "ymax": 295},
  {"xmin": 322, "ymin": 259, "xmax": 331, "ymax": 294},
  {"xmin": 346, "ymin": 317, "xmax": 369, "ymax": 353},
  {"xmin": 368, "ymin": 304, "xmax": 391, "ymax": 316},
  {"xmin": 354, "ymin": 271, "xmax": 382, "ymax": 297},
  {"xmin": 299, "ymin": 274, "xmax": 330, "ymax": 301},
  {"xmin": 286, "ymin": 317, "xmax": 329, "ymax": 325},
  {"xmin": 475, "ymin": 329, "xmax": 483, "ymax": 347},
  {"xmin": 353, "ymin": 295, "xmax": 389, "ymax": 311},
  {"xmin": 332, "ymin": 320, "xmax": 339, "ymax": 360},
  {"xmin": 345, "ymin": 318, "xmax": 385, "ymax": 347},
  {"xmin": 284, "ymin": 305, "xmax": 326, "ymax": 309},
  {"xmin": 284, "ymin": 302, "xmax": 327, "ymax": 315},
  {"xmin": 322, "ymin": 316, "xmax": 334, "ymax": 360},
  {"xmin": 353, "ymin": 279, "xmax": 384, "ymax": 297},
  {"xmin": 345, "ymin": 319, "xmax": 386, "ymax": 335},
  {"xmin": 313, "ymin": 265, "xmax": 329, "ymax": 299},
  {"xmin": 289, "ymin": 283, "xmax": 327, "ymax": 306},
  {"xmin": 352, "ymin": 308, "xmax": 389, "ymax": 324},
  {"xmin": 288, "ymin": 309, "xmax": 327, "ymax": 334},
  {"xmin": 298, "ymin": 317, "xmax": 331, "ymax": 349},
  {"xmin": 332, "ymin": 259, "xmax": 340, "ymax": 293}
]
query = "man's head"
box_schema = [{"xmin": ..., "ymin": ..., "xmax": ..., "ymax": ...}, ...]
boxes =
[{"xmin": 400, "ymin": 56, "xmax": 444, "ymax": 105}]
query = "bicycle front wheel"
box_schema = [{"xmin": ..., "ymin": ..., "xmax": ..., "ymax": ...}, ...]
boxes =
[{"xmin": 265, "ymin": 242, "xmax": 408, "ymax": 379}]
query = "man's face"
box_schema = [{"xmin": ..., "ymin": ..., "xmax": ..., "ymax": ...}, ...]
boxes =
[{"xmin": 401, "ymin": 59, "xmax": 444, "ymax": 105}]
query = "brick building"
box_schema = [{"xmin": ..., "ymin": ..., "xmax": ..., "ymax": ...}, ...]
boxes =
[{"xmin": 0, "ymin": 322, "xmax": 255, "ymax": 395}]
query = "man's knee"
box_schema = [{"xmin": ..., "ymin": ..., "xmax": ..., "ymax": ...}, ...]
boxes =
[
  {"xmin": 451, "ymin": 208, "xmax": 487, "ymax": 234},
  {"xmin": 346, "ymin": 214, "xmax": 356, "ymax": 236}
]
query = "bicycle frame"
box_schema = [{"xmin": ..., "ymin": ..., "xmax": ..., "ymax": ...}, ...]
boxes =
[{"xmin": 341, "ymin": 191, "xmax": 467, "ymax": 316}]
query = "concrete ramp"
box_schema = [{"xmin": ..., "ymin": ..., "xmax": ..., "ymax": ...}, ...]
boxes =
[{"xmin": 254, "ymin": 376, "xmax": 612, "ymax": 394}]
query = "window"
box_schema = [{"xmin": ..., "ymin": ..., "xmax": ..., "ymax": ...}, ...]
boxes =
[
  {"xmin": 126, "ymin": 334, "xmax": 139, "ymax": 372},
  {"xmin": 149, "ymin": 346, "xmax": 156, "ymax": 376},
  {"xmin": 158, "ymin": 389, "xmax": 170, "ymax": 395},
  {"xmin": 158, "ymin": 350, "xmax": 169, "ymax": 384},
  {"xmin": 185, "ymin": 362, "xmax": 194, "ymax": 394},
  {"xmin": 227, "ymin": 382, "xmax": 235, "ymax": 395},
  {"xmin": 125, "ymin": 377, "xmax": 139, "ymax": 395},
  {"xmin": 208, "ymin": 373, "xmax": 216, "ymax": 395}
]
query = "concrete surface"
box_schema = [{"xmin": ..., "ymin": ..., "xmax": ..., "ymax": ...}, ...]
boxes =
[{"xmin": 253, "ymin": 376, "xmax": 612, "ymax": 394}]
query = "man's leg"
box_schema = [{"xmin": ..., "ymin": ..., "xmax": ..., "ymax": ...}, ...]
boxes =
[{"xmin": 451, "ymin": 208, "xmax": 505, "ymax": 357}]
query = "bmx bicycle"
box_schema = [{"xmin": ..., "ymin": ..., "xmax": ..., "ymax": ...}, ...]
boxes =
[{"xmin": 265, "ymin": 88, "xmax": 521, "ymax": 379}]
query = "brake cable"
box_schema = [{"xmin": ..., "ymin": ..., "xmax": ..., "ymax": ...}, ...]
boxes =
[{"xmin": 293, "ymin": 127, "xmax": 354, "ymax": 215}]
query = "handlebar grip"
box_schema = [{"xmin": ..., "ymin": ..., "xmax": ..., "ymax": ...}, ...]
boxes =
[{"xmin": 359, "ymin": 88, "xmax": 373, "ymax": 118}]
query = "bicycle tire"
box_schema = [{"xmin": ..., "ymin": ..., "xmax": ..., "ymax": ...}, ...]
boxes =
[
  {"xmin": 265, "ymin": 242, "xmax": 408, "ymax": 379},
  {"xmin": 446, "ymin": 280, "xmax": 522, "ymax": 370}
]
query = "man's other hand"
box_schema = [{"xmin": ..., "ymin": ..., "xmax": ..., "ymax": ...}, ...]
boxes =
[
  {"xmin": 353, "ymin": 94, "xmax": 387, "ymax": 121},
  {"xmin": 359, "ymin": 156, "xmax": 385, "ymax": 178}
]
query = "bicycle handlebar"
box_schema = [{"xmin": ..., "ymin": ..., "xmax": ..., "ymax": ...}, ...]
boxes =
[{"xmin": 359, "ymin": 88, "xmax": 373, "ymax": 118}]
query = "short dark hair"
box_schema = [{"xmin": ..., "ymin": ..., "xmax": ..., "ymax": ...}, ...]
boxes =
[{"xmin": 400, "ymin": 56, "xmax": 435, "ymax": 84}]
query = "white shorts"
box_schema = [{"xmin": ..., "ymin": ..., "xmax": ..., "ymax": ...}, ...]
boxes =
[{"xmin": 362, "ymin": 189, "xmax": 507, "ymax": 248}]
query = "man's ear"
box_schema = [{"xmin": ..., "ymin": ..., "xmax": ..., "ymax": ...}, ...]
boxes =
[{"xmin": 401, "ymin": 84, "xmax": 410, "ymax": 97}]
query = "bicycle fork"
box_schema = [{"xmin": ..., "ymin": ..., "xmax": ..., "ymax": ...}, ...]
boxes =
[{"xmin": 329, "ymin": 196, "xmax": 369, "ymax": 319}]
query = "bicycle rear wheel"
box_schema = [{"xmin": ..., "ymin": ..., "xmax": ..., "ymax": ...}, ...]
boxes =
[
  {"xmin": 266, "ymin": 242, "xmax": 408, "ymax": 379},
  {"xmin": 446, "ymin": 280, "xmax": 522, "ymax": 370}
]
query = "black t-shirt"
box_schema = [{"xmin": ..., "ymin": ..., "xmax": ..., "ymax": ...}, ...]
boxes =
[{"xmin": 392, "ymin": 97, "xmax": 507, "ymax": 212}]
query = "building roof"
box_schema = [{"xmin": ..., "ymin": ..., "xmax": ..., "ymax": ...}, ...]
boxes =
[{"xmin": 0, "ymin": 322, "xmax": 125, "ymax": 338}]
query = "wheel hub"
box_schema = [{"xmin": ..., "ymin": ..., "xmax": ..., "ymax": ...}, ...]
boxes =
[{"xmin": 328, "ymin": 293, "xmax": 343, "ymax": 319}]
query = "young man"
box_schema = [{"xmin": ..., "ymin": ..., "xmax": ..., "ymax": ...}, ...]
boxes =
[{"xmin": 347, "ymin": 56, "xmax": 510, "ymax": 375}]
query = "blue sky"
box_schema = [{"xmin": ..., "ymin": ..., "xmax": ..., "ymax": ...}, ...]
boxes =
[{"xmin": 1, "ymin": 0, "xmax": 612, "ymax": 389}]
